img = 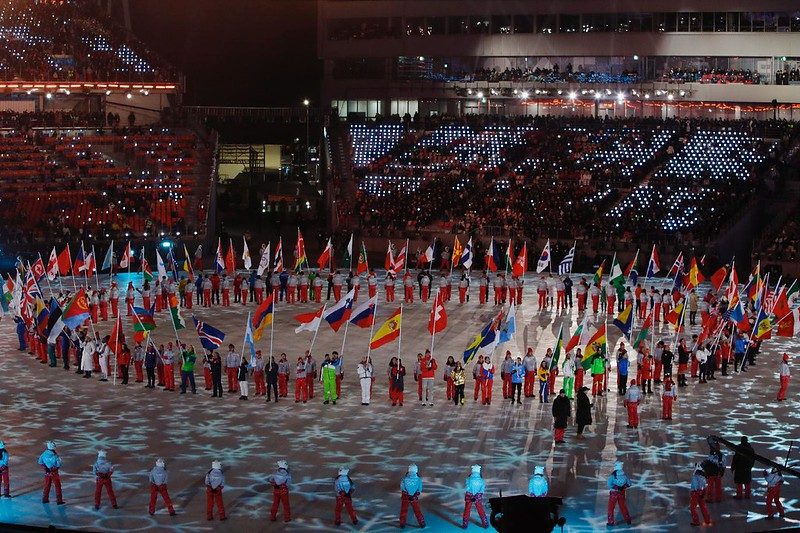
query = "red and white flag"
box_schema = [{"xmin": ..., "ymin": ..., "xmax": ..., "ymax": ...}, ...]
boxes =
[
  {"xmin": 427, "ymin": 290, "xmax": 447, "ymax": 335},
  {"xmin": 118, "ymin": 241, "xmax": 132, "ymax": 269},
  {"xmin": 317, "ymin": 238, "xmax": 333, "ymax": 270},
  {"xmin": 384, "ymin": 241, "xmax": 395, "ymax": 274},
  {"xmin": 294, "ymin": 306, "xmax": 324, "ymax": 334},
  {"xmin": 393, "ymin": 241, "xmax": 407, "ymax": 273},
  {"xmin": 46, "ymin": 247, "xmax": 59, "ymax": 281}
]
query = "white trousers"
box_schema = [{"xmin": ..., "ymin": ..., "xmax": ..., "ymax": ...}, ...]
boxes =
[
  {"xmin": 239, "ymin": 381, "xmax": 249, "ymax": 397},
  {"xmin": 422, "ymin": 377, "xmax": 434, "ymax": 403},
  {"xmin": 360, "ymin": 378, "xmax": 371, "ymax": 404}
]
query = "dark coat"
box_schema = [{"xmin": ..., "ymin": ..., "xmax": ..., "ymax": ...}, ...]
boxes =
[
  {"xmin": 730, "ymin": 443, "xmax": 756, "ymax": 484},
  {"xmin": 552, "ymin": 395, "xmax": 571, "ymax": 429},
  {"xmin": 576, "ymin": 389, "xmax": 593, "ymax": 427},
  {"xmin": 266, "ymin": 360, "xmax": 279, "ymax": 384}
]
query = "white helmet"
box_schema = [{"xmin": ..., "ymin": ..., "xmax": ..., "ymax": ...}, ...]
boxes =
[
  {"xmin": 212, "ymin": 460, "xmax": 222, "ymax": 470},
  {"xmin": 471, "ymin": 464, "xmax": 482, "ymax": 475},
  {"xmin": 156, "ymin": 458, "xmax": 165, "ymax": 468},
  {"xmin": 534, "ymin": 465, "xmax": 545, "ymax": 476},
  {"xmin": 407, "ymin": 464, "xmax": 418, "ymax": 475},
  {"xmin": 338, "ymin": 467, "xmax": 350, "ymax": 476},
  {"xmin": 97, "ymin": 450, "xmax": 107, "ymax": 459},
  {"xmin": 277, "ymin": 460, "xmax": 289, "ymax": 470},
  {"xmin": 614, "ymin": 461, "xmax": 624, "ymax": 472},
  {"xmin": 46, "ymin": 441, "xmax": 56, "ymax": 451}
]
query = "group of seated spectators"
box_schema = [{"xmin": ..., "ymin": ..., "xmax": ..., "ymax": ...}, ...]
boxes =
[
  {"xmin": 662, "ymin": 68, "xmax": 761, "ymax": 84},
  {"xmin": 0, "ymin": 0, "xmax": 176, "ymax": 82},
  {"xmin": 758, "ymin": 206, "xmax": 800, "ymax": 263},
  {"xmin": 468, "ymin": 64, "xmax": 639, "ymax": 84}
]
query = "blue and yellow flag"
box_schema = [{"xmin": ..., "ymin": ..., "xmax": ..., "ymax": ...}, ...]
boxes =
[
  {"xmin": 613, "ymin": 303, "xmax": 634, "ymax": 339},
  {"xmin": 463, "ymin": 313, "xmax": 502, "ymax": 364}
]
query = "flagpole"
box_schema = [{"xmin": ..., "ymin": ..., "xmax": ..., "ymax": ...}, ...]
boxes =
[
  {"xmin": 91, "ymin": 245, "xmax": 100, "ymax": 291},
  {"xmin": 741, "ymin": 277, "xmax": 767, "ymax": 371},
  {"xmin": 240, "ymin": 312, "xmax": 250, "ymax": 366},
  {"xmin": 269, "ymin": 296, "xmax": 276, "ymax": 360},
  {"xmin": 403, "ymin": 239, "xmax": 409, "ymax": 275},
  {"xmin": 397, "ymin": 303, "xmax": 404, "ymax": 360},
  {"xmin": 448, "ymin": 237, "xmax": 456, "ymax": 280},
  {"xmin": 340, "ymin": 319, "xmax": 349, "ymax": 360},
  {"xmin": 109, "ymin": 245, "xmax": 115, "ymax": 287},
  {"xmin": 112, "ymin": 313, "xmax": 120, "ymax": 386},
  {"xmin": 672, "ymin": 291, "xmax": 688, "ymax": 348},
  {"xmin": 429, "ymin": 289, "xmax": 438, "ymax": 359},
  {"xmin": 308, "ymin": 303, "xmax": 327, "ymax": 355},
  {"xmin": 366, "ymin": 297, "xmax": 378, "ymax": 364}
]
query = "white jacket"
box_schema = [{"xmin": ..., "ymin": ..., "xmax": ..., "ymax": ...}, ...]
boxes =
[{"xmin": 81, "ymin": 340, "xmax": 96, "ymax": 371}]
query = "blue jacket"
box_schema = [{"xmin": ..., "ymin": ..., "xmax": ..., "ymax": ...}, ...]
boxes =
[
  {"xmin": 734, "ymin": 338, "xmax": 748, "ymax": 353},
  {"xmin": 205, "ymin": 468, "xmax": 225, "ymax": 489},
  {"xmin": 194, "ymin": 276, "xmax": 203, "ymax": 291},
  {"xmin": 149, "ymin": 465, "xmax": 168, "ymax": 485},
  {"xmin": 249, "ymin": 271, "xmax": 257, "ymax": 289},
  {"xmin": 607, "ymin": 470, "xmax": 630, "ymax": 491},
  {"xmin": 528, "ymin": 474, "xmax": 548, "ymax": 497},
  {"xmin": 335, "ymin": 474, "xmax": 353, "ymax": 494},
  {"xmin": 93, "ymin": 458, "xmax": 113, "ymax": 475},
  {"xmin": 400, "ymin": 473, "xmax": 422, "ymax": 495},
  {"xmin": 0, "ymin": 449, "xmax": 8, "ymax": 468},
  {"xmin": 511, "ymin": 363, "xmax": 526, "ymax": 384},
  {"xmin": 690, "ymin": 472, "xmax": 707, "ymax": 491},
  {"xmin": 38, "ymin": 450, "xmax": 62, "ymax": 470},
  {"xmin": 465, "ymin": 473, "xmax": 485, "ymax": 496},
  {"xmin": 618, "ymin": 357, "xmax": 629, "ymax": 375},
  {"xmin": 268, "ymin": 467, "xmax": 292, "ymax": 488}
]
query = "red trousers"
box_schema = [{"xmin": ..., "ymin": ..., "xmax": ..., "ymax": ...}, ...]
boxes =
[
  {"xmin": 368, "ymin": 285, "xmax": 376, "ymax": 298},
  {"xmin": 707, "ymin": 475, "xmax": 722, "ymax": 502},
  {"xmin": 638, "ymin": 302, "xmax": 647, "ymax": 319},
  {"xmin": 0, "ymin": 466, "xmax": 9, "ymax": 496},
  {"xmin": 404, "ymin": 286, "xmax": 414, "ymax": 303},
  {"xmin": 691, "ymin": 358, "xmax": 698, "ymax": 377},
  {"xmin": 446, "ymin": 377, "xmax": 454, "ymax": 400},
  {"xmin": 386, "ymin": 286, "xmax": 395, "ymax": 302},
  {"xmin": 306, "ymin": 375, "xmax": 315, "ymax": 398},
  {"xmin": 462, "ymin": 494, "xmax": 487, "ymax": 527},
  {"xmin": 134, "ymin": 361, "xmax": 144, "ymax": 382},
  {"xmin": 399, "ymin": 492, "xmax": 425, "ymax": 527},
  {"xmin": 314, "ymin": 286, "xmax": 322, "ymax": 302},
  {"xmin": 778, "ymin": 376, "xmax": 789, "ymax": 400},
  {"xmin": 459, "ymin": 287, "xmax": 467, "ymax": 303},
  {"xmin": 516, "ymin": 287, "xmax": 523, "ymax": 303},
  {"xmin": 537, "ymin": 291, "xmax": 546, "ymax": 309},
  {"xmin": 607, "ymin": 490, "xmax": 630, "ymax": 525},
  {"xmin": 203, "ymin": 289, "xmax": 211, "ymax": 307},
  {"xmin": 99, "ymin": 302, "xmax": 108, "ymax": 321},
  {"xmin": 295, "ymin": 378, "xmax": 308, "ymax": 402},
  {"xmin": 149, "ymin": 484, "xmax": 175, "ymax": 515},
  {"xmin": 353, "ymin": 285, "xmax": 360, "ymax": 302},
  {"xmin": 421, "ymin": 286, "xmax": 429, "ymax": 302},
  {"xmin": 270, "ymin": 485, "xmax": 291, "ymax": 521},
  {"xmin": 110, "ymin": 298, "xmax": 118, "ymax": 317},
  {"xmin": 591, "ymin": 373, "xmax": 604, "ymax": 396},
  {"xmin": 479, "ymin": 286, "xmax": 487, "ymax": 304},
  {"xmin": 548, "ymin": 369, "xmax": 558, "ymax": 395},
  {"xmin": 206, "ymin": 487, "xmax": 226, "ymax": 520},
  {"xmin": 300, "ymin": 286, "xmax": 309, "ymax": 302},
  {"xmin": 222, "ymin": 289, "xmax": 230, "ymax": 306},
  {"xmin": 333, "ymin": 286, "xmax": 341, "ymax": 301},
  {"xmin": 155, "ymin": 295, "xmax": 162, "ymax": 312},
  {"xmin": 606, "ymin": 297, "xmax": 615, "ymax": 314},
  {"xmin": 389, "ymin": 384, "xmax": 404, "ymax": 404},
  {"xmin": 735, "ymin": 482, "xmax": 751, "ymax": 499},
  {"xmin": 654, "ymin": 361, "xmax": 662, "ymax": 382},
  {"xmin": 143, "ymin": 296, "xmax": 151, "ymax": 310},
  {"xmin": 335, "ymin": 492, "xmax": 357, "ymax": 524},
  {"xmin": 164, "ymin": 364, "xmax": 175, "ymax": 390},
  {"xmin": 204, "ymin": 367, "xmax": 213, "ymax": 389},
  {"xmin": 690, "ymin": 490, "xmax": 710, "ymax": 524},
  {"xmin": 185, "ymin": 295, "xmax": 192, "ymax": 309},
  {"xmin": 554, "ymin": 427, "xmax": 565, "ymax": 442},
  {"xmin": 226, "ymin": 367, "xmax": 238, "ymax": 391},
  {"xmin": 662, "ymin": 396, "xmax": 673, "ymax": 419},
  {"xmin": 473, "ymin": 377, "xmax": 483, "ymax": 400},
  {"xmin": 42, "ymin": 469, "xmax": 63, "ymax": 503},
  {"xmin": 287, "ymin": 286, "xmax": 296, "ymax": 303},
  {"xmin": 508, "ymin": 289, "xmax": 516, "ymax": 305},
  {"xmin": 255, "ymin": 288, "xmax": 264, "ymax": 303},
  {"xmin": 626, "ymin": 402, "xmax": 639, "ymax": 427},
  {"xmin": 502, "ymin": 374, "xmax": 512, "ymax": 398},
  {"xmin": 766, "ymin": 485, "xmax": 784, "ymax": 517},
  {"xmin": 126, "ymin": 299, "xmax": 133, "ymax": 316},
  {"xmin": 336, "ymin": 374, "xmax": 343, "ymax": 398},
  {"xmin": 654, "ymin": 303, "xmax": 662, "ymax": 321},
  {"xmin": 577, "ymin": 293, "xmax": 587, "ymax": 311},
  {"xmin": 591, "ymin": 295, "xmax": 599, "ymax": 313},
  {"xmin": 524, "ymin": 371, "xmax": 535, "ymax": 397},
  {"xmin": 94, "ymin": 474, "xmax": 117, "ymax": 507},
  {"xmin": 279, "ymin": 374, "xmax": 288, "ymax": 396},
  {"xmin": 254, "ymin": 371, "xmax": 266, "ymax": 395},
  {"xmin": 556, "ymin": 291, "xmax": 565, "ymax": 309},
  {"xmin": 575, "ymin": 369, "xmax": 584, "ymax": 392},
  {"xmin": 481, "ymin": 379, "xmax": 493, "ymax": 404}
]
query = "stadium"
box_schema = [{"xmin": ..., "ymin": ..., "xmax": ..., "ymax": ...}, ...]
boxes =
[{"xmin": 0, "ymin": 0, "xmax": 798, "ymax": 531}]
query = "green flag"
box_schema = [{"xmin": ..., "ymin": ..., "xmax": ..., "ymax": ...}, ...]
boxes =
[
  {"xmin": 550, "ymin": 324, "xmax": 564, "ymax": 371},
  {"xmin": 609, "ymin": 254, "xmax": 625, "ymax": 299},
  {"xmin": 341, "ymin": 234, "xmax": 353, "ymax": 269}
]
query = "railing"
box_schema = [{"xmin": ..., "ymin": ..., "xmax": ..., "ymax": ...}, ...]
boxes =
[{"xmin": 184, "ymin": 106, "xmax": 322, "ymax": 122}]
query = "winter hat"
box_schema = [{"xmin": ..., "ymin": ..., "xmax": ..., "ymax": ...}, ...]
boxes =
[
  {"xmin": 212, "ymin": 460, "xmax": 222, "ymax": 470},
  {"xmin": 614, "ymin": 461, "xmax": 624, "ymax": 472},
  {"xmin": 338, "ymin": 467, "xmax": 349, "ymax": 476},
  {"xmin": 408, "ymin": 464, "xmax": 418, "ymax": 475},
  {"xmin": 534, "ymin": 466, "xmax": 544, "ymax": 476},
  {"xmin": 97, "ymin": 450, "xmax": 107, "ymax": 458},
  {"xmin": 0, "ymin": 441, "xmax": 5, "ymax": 448},
  {"xmin": 783, "ymin": 353, "xmax": 790, "ymax": 362},
  {"xmin": 277, "ymin": 460, "xmax": 289, "ymax": 470},
  {"xmin": 471, "ymin": 465, "xmax": 482, "ymax": 475},
  {"xmin": 630, "ymin": 379, "xmax": 636, "ymax": 385},
  {"xmin": 46, "ymin": 441, "xmax": 56, "ymax": 451},
  {"xmin": 156, "ymin": 458, "xmax": 165, "ymax": 468}
]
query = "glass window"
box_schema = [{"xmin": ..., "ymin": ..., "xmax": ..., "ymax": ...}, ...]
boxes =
[
  {"xmin": 689, "ymin": 13, "xmax": 701, "ymax": 32},
  {"xmin": 628, "ymin": 13, "xmax": 643, "ymax": 32},
  {"xmin": 654, "ymin": 13, "xmax": 666, "ymax": 32},
  {"xmin": 727, "ymin": 12, "xmax": 740, "ymax": 32},
  {"xmin": 777, "ymin": 13, "xmax": 791, "ymax": 32},
  {"xmin": 470, "ymin": 16, "xmax": 491, "ymax": 34},
  {"xmin": 714, "ymin": 12, "xmax": 726, "ymax": 32},
  {"xmin": 677, "ymin": 13, "xmax": 689, "ymax": 32},
  {"xmin": 752, "ymin": 13, "xmax": 766, "ymax": 31},
  {"xmin": 759, "ymin": 12, "xmax": 777, "ymax": 32},
  {"xmin": 492, "ymin": 15, "xmax": 512, "ymax": 34},
  {"xmin": 792, "ymin": 12, "xmax": 800, "ymax": 32},
  {"xmin": 559, "ymin": 14, "xmax": 579, "ymax": 33},
  {"xmin": 428, "ymin": 17, "xmax": 445, "ymax": 35},
  {"xmin": 617, "ymin": 14, "xmax": 632, "ymax": 32},
  {"xmin": 739, "ymin": 13, "xmax": 753, "ymax": 32},
  {"xmin": 702, "ymin": 13, "xmax": 714, "ymax": 32},
  {"xmin": 537, "ymin": 14, "xmax": 556, "ymax": 34},
  {"xmin": 639, "ymin": 13, "xmax": 653, "ymax": 32},
  {"xmin": 663, "ymin": 13, "xmax": 677, "ymax": 32},
  {"xmin": 448, "ymin": 16, "xmax": 470, "ymax": 34},
  {"xmin": 405, "ymin": 17, "xmax": 425, "ymax": 37},
  {"xmin": 514, "ymin": 14, "xmax": 534, "ymax": 33}
]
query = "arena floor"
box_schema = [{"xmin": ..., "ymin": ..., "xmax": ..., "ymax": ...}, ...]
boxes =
[{"xmin": 0, "ymin": 273, "xmax": 797, "ymax": 532}]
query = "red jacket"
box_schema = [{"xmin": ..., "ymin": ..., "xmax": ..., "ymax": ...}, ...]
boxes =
[{"xmin": 420, "ymin": 356, "xmax": 438, "ymax": 379}]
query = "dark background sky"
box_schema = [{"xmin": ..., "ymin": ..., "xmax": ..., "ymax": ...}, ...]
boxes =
[{"xmin": 127, "ymin": 0, "xmax": 319, "ymax": 107}]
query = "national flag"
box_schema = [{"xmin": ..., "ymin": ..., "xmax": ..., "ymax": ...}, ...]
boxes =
[
  {"xmin": 460, "ymin": 237, "xmax": 473, "ymax": 270},
  {"xmin": 369, "ymin": 307, "xmax": 402, "ymax": 349},
  {"xmin": 350, "ymin": 295, "xmax": 377, "ymax": 328},
  {"xmin": 47, "ymin": 247, "xmax": 59, "ymax": 281},
  {"xmin": 341, "ymin": 234, "xmax": 353, "ymax": 269},
  {"xmin": 534, "ymin": 240, "xmax": 549, "ymax": 273},
  {"xmin": 685, "ymin": 257, "xmax": 704, "ymax": 289},
  {"xmin": 318, "ymin": 238, "xmax": 333, "ymax": 270},
  {"xmin": 244, "ymin": 312, "xmax": 257, "ymax": 360},
  {"xmin": 504, "ymin": 239, "xmax": 514, "ymax": 272},
  {"xmin": 427, "ymin": 290, "xmax": 447, "ymax": 335},
  {"xmin": 257, "ymin": 242, "xmax": 271, "ymax": 276},
  {"xmin": 665, "ymin": 298, "xmax": 685, "ymax": 327},
  {"xmin": 591, "ymin": 260, "xmax": 605, "ymax": 285},
  {"xmin": 118, "ymin": 241, "xmax": 132, "ymax": 269},
  {"xmin": 726, "ymin": 289, "xmax": 750, "ymax": 331},
  {"xmin": 295, "ymin": 306, "xmax": 325, "ymax": 334},
  {"xmin": 273, "ymin": 237, "xmax": 284, "ymax": 273},
  {"xmin": 514, "ymin": 242, "xmax": 529, "ymax": 277},
  {"xmin": 709, "ymin": 265, "xmax": 728, "ymax": 291},
  {"xmin": 608, "ymin": 255, "xmax": 625, "ymax": 298},
  {"xmin": 452, "ymin": 236, "xmax": 464, "ymax": 267},
  {"xmin": 242, "ymin": 237, "xmax": 252, "ymax": 270},
  {"xmin": 485, "ymin": 237, "xmax": 497, "ymax": 272},
  {"xmin": 624, "ymin": 249, "xmax": 639, "ymax": 286},
  {"xmin": 613, "ymin": 303, "xmax": 634, "ymax": 338},
  {"xmin": 421, "ymin": 241, "xmax": 435, "ymax": 265},
  {"xmin": 72, "ymin": 245, "xmax": 86, "ymax": 276},
  {"xmin": 102, "ymin": 241, "xmax": 114, "ymax": 271},
  {"xmin": 746, "ymin": 262, "xmax": 761, "ymax": 303},
  {"xmin": 581, "ymin": 324, "xmax": 606, "ymax": 370},
  {"xmin": 772, "ymin": 286, "xmax": 792, "ymax": 322},
  {"xmin": 45, "ymin": 298, "xmax": 64, "ymax": 343},
  {"xmin": 33, "ymin": 297, "xmax": 49, "ymax": 336},
  {"xmin": 754, "ymin": 308, "xmax": 772, "ymax": 340},
  {"xmin": 294, "ymin": 229, "xmax": 307, "ymax": 271},
  {"xmin": 776, "ymin": 308, "xmax": 799, "ymax": 337},
  {"xmin": 226, "ymin": 238, "xmax": 236, "ymax": 274},
  {"xmin": 215, "ymin": 238, "xmax": 225, "ymax": 273},
  {"xmin": 323, "ymin": 289, "xmax": 355, "ymax": 332},
  {"xmin": 106, "ymin": 314, "xmax": 123, "ymax": 357},
  {"xmin": 394, "ymin": 241, "xmax": 408, "ymax": 273},
  {"xmin": 550, "ymin": 325, "xmax": 564, "ymax": 370},
  {"xmin": 131, "ymin": 304, "xmax": 156, "ymax": 343},
  {"xmin": 463, "ymin": 314, "xmax": 503, "ymax": 365},
  {"xmin": 193, "ymin": 315, "xmax": 226, "ymax": 351},
  {"xmin": 565, "ymin": 316, "xmax": 588, "ymax": 353},
  {"xmin": 1, "ymin": 277, "xmax": 13, "ymax": 313},
  {"xmin": 30, "ymin": 257, "xmax": 46, "ymax": 283},
  {"xmin": 668, "ymin": 252, "xmax": 684, "ymax": 277},
  {"xmin": 155, "ymin": 249, "xmax": 168, "ymax": 282},
  {"xmin": 251, "ymin": 293, "xmax": 275, "ymax": 341},
  {"xmin": 384, "ymin": 242, "xmax": 396, "ymax": 275},
  {"xmin": 498, "ymin": 303, "xmax": 516, "ymax": 343},
  {"xmin": 166, "ymin": 294, "xmax": 185, "ymax": 330},
  {"xmin": 558, "ymin": 242, "xmax": 575, "ymax": 275},
  {"xmin": 62, "ymin": 287, "xmax": 91, "ymax": 330},
  {"xmin": 84, "ymin": 251, "xmax": 96, "ymax": 277},
  {"xmin": 356, "ymin": 241, "xmax": 369, "ymax": 275},
  {"xmin": 646, "ymin": 244, "xmax": 660, "ymax": 278},
  {"xmin": 24, "ymin": 268, "xmax": 42, "ymax": 303},
  {"xmin": 632, "ymin": 310, "xmax": 653, "ymax": 350},
  {"xmin": 57, "ymin": 245, "xmax": 72, "ymax": 277},
  {"xmin": 181, "ymin": 244, "xmax": 193, "ymax": 279}
]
